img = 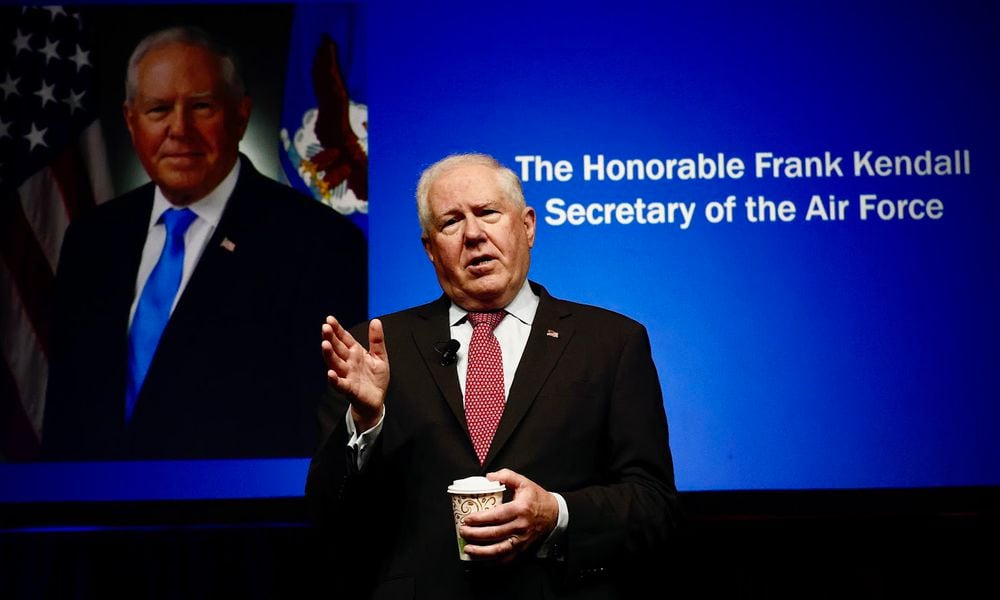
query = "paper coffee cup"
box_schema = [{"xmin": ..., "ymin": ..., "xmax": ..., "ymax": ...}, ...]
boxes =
[{"xmin": 447, "ymin": 476, "xmax": 506, "ymax": 561}]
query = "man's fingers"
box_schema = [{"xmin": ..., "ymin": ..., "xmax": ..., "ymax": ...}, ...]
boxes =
[
  {"xmin": 321, "ymin": 339, "xmax": 337, "ymax": 370},
  {"xmin": 368, "ymin": 319, "xmax": 387, "ymax": 361},
  {"xmin": 328, "ymin": 370, "xmax": 360, "ymax": 398},
  {"xmin": 461, "ymin": 533, "xmax": 524, "ymax": 562},
  {"xmin": 326, "ymin": 368, "xmax": 340, "ymax": 388},
  {"xmin": 459, "ymin": 520, "xmax": 517, "ymax": 543},
  {"xmin": 324, "ymin": 345, "xmax": 353, "ymax": 377},
  {"xmin": 461, "ymin": 502, "xmax": 516, "ymax": 527},
  {"xmin": 321, "ymin": 335, "xmax": 352, "ymax": 375},
  {"xmin": 320, "ymin": 316, "xmax": 390, "ymax": 412},
  {"xmin": 324, "ymin": 315, "xmax": 353, "ymax": 343},
  {"xmin": 323, "ymin": 315, "xmax": 356, "ymax": 359},
  {"xmin": 321, "ymin": 321, "xmax": 358, "ymax": 379},
  {"xmin": 486, "ymin": 468, "xmax": 521, "ymax": 487}
]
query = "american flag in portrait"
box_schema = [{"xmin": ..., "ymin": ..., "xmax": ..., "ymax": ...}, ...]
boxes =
[{"xmin": 1, "ymin": 5, "xmax": 112, "ymax": 460}]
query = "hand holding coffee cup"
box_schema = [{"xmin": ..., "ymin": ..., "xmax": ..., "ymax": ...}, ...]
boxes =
[
  {"xmin": 447, "ymin": 469, "xmax": 562, "ymax": 563},
  {"xmin": 448, "ymin": 476, "xmax": 506, "ymax": 561}
]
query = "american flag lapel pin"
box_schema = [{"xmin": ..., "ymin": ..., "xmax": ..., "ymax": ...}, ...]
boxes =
[
  {"xmin": 220, "ymin": 237, "xmax": 236, "ymax": 252},
  {"xmin": 546, "ymin": 329, "xmax": 559, "ymax": 338}
]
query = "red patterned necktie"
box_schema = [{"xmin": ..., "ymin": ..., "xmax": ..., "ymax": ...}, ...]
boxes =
[{"xmin": 464, "ymin": 311, "xmax": 506, "ymax": 465}]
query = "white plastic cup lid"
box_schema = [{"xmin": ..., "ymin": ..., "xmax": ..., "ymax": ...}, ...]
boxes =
[{"xmin": 447, "ymin": 476, "xmax": 505, "ymax": 494}]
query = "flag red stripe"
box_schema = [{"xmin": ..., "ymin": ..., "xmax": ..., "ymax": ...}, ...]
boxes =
[
  {"xmin": 0, "ymin": 359, "xmax": 40, "ymax": 460},
  {"xmin": 0, "ymin": 195, "xmax": 54, "ymax": 356},
  {"xmin": 50, "ymin": 143, "xmax": 98, "ymax": 221}
]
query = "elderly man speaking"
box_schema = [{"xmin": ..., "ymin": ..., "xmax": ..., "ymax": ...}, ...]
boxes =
[{"xmin": 307, "ymin": 153, "xmax": 677, "ymax": 599}]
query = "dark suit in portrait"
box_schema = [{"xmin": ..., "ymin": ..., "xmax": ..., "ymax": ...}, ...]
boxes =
[{"xmin": 43, "ymin": 156, "xmax": 366, "ymax": 459}]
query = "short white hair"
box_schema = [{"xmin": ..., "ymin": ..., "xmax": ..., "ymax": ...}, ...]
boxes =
[
  {"xmin": 125, "ymin": 26, "xmax": 245, "ymax": 103},
  {"xmin": 415, "ymin": 153, "xmax": 524, "ymax": 237}
]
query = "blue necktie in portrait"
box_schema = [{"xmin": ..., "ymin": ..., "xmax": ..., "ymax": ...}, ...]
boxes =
[{"xmin": 125, "ymin": 208, "xmax": 198, "ymax": 422}]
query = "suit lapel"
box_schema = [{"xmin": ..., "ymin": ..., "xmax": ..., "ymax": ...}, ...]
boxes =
[
  {"xmin": 107, "ymin": 189, "xmax": 154, "ymax": 418},
  {"xmin": 409, "ymin": 297, "xmax": 466, "ymax": 429},
  {"xmin": 114, "ymin": 189, "xmax": 155, "ymax": 316},
  {"xmin": 484, "ymin": 285, "xmax": 574, "ymax": 467}
]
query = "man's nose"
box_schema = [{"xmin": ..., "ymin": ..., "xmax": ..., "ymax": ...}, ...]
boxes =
[
  {"xmin": 166, "ymin": 106, "xmax": 192, "ymax": 138},
  {"xmin": 463, "ymin": 217, "xmax": 486, "ymax": 245}
]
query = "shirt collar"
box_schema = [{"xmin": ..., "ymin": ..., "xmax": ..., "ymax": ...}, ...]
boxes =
[
  {"xmin": 147, "ymin": 159, "xmax": 241, "ymax": 231},
  {"xmin": 448, "ymin": 279, "xmax": 539, "ymax": 327}
]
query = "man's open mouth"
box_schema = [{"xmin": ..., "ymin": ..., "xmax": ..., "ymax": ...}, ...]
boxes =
[{"xmin": 468, "ymin": 256, "xmax": 495, "ymax": 268}]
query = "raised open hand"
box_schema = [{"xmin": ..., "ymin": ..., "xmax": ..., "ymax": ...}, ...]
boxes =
[{"xmin": 322, "ymin": 316, "xmax": 388, "ymax": 431}]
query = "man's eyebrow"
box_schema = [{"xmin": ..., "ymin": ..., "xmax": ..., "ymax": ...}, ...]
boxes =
[
  {"xmin": 135, "ymin": 94, "xmax": 169, "ymax": 105},
  {"xmin": 137, "ymin": 91, "xmax": 216, "ymax": 104},
  {"xmin": 472, "ymin": 199, "xmax": 503, "ymax": 210}
]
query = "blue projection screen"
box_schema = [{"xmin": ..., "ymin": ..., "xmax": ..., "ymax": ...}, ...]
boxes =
[
  {"xmin": 365, "ymin": 1, "xmax": 999, "ymax": 491},
  {"xmin": 2, "ymin": 0, "xmax": 997, "ymax": 502}
]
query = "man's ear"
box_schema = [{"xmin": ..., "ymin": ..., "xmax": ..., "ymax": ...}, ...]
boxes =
[
  {"xmin": 123, "ymin": 102, "xmax": 136, "ymax": 142},
  {"xmin": 523, "ymin": 206, "xmax": 537, "ymax": 249},
  {"xmin": 422, "ymin": 236, "xmax": 435, "ymax": 264}
]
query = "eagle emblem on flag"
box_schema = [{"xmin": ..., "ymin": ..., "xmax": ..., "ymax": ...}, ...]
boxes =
[{"xmin": 280, "ymin": 34, "xmax": 367, "ymax": 217}]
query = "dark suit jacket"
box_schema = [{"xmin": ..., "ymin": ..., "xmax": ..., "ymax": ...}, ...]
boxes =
[
  {"xmin": 42, "ymin": 156, "xmax": 366, "ymax": 459},
  {"xmin": 306, "ymin": 282, "xmax": 678, "ymax": 599}
]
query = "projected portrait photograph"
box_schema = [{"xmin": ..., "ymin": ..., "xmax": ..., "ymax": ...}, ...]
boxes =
[{"xmin": 1, "ymin": 3, "xmax": 369, "ymax": 461}]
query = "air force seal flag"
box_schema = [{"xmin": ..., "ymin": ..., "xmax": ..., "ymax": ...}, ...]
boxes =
[{"xmin": 280, "ymin": 4, "xmax": 368, "ymax": 234}]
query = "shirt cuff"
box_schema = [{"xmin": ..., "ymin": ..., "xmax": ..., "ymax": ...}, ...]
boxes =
[
  {"xmin": 536, "ymin": 491, "xmax": 569, "ymax": 559},
  {"xmin": 345, "ymin": 405, "xmax": 385, "ymax": 471}
]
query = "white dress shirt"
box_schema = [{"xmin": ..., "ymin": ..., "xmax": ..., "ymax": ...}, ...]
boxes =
[
  {"xmin": 128, "ymin": 160, "xmax": 240, "ymax": 326},
  {"xmin": 449, "ymin": 279, "xmax": 538, "ymax": 399}
]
